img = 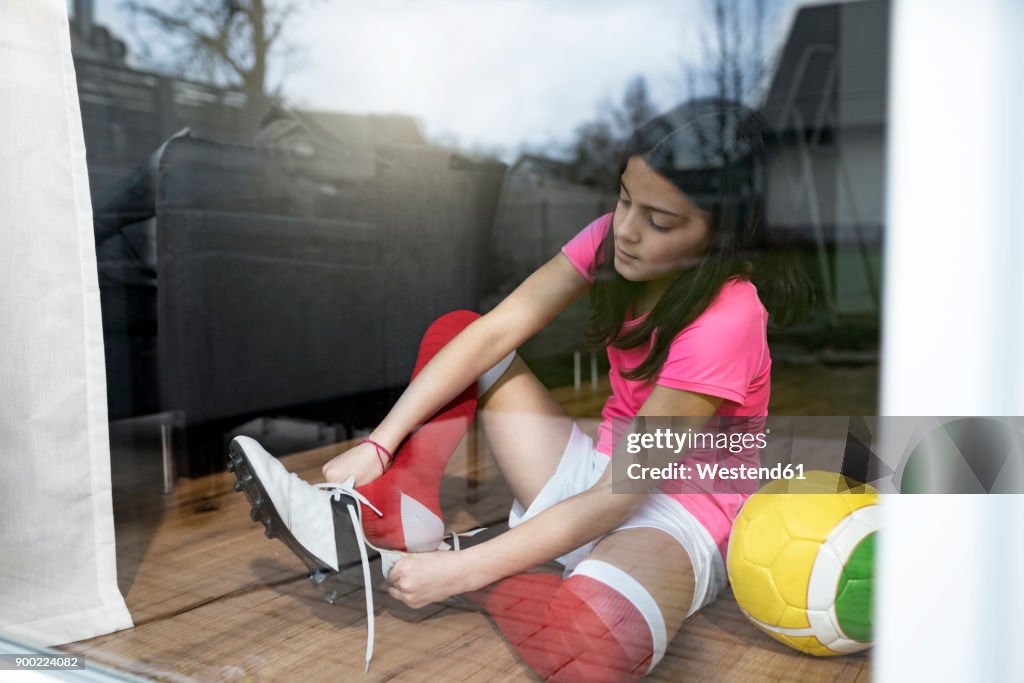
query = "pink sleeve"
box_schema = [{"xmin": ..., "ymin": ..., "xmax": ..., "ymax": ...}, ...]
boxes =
[
  {"xmin": 560, "ymin": 213, "xmax": 613, "ymax": 283},
  {"xmin": 655, "ymin": 280, "xmax": 768, "ymax": 404}
]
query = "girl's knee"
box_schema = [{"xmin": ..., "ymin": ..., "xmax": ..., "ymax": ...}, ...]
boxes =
[
  {"xmin": 537, "ymin": 572, "xmax": 660, "ymax": 682},
  {"xmin": 424, "ymin": 309, "xmax": 480, "ymax": 339},
  {"xmin": 412, "ymin": 310, "xmax": 481, "ymax": 373}
]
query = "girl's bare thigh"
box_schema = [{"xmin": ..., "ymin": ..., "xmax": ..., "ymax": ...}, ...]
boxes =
[{"xmin": 477, "ymin": 355, "xmax": 574, "ymax": 509}]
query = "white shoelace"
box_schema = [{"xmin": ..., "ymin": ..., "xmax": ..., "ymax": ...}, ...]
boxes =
[
  {"xmin": 314, "ymin": 477, "xmax": 382, "ymax": 672},
  {"xmin": 312, "ymin": 477, "xmax": 485, "ymax": 673},
  {"xmin": 440, "ymin": 526, "xmax": 487, "ymax": 552}
]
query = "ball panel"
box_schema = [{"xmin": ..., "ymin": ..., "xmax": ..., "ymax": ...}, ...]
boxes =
[
  {"xmin": 777, "ymin": 494, "xmax": 858, "ymax": 541},
  {"xmin": 731, "ymin": 563, "xmax": 791, "ymax": 626},
  {"xmin": 772, "ymin": 539, "xmax": 820, "ymax": 614},
  {"xmin": 742, "ymin": 509, "xmax": 789, "ymax": 566},
  {"xmin": 834, "ymin": 534, "xmax": 875, "ymax": 642},
  {"xmin": 780, "ymin": 604, "xmax": 812, "ymax": 632},
  {"xmin": 785, "ymin": 637, "xmax": 841, "ymax": 657}
]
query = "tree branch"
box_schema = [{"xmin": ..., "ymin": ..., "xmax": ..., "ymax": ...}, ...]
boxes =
[{"xmin": 120, "ymin": 0, "xmax": 316, "ymax": 96}]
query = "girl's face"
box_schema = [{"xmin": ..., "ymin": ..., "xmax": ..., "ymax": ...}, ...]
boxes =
[{"xmin": 612, "ymin": 155, "xmax": 712, "ymax": 284}]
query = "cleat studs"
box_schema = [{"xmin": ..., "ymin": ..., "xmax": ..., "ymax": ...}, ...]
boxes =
[
  {"xmin": 233, "ymin": 481, "xmax": 243, "ymax": 492},
  {"xmin": 324, "ymin": 590, "xmax": 338, "ymax": 604},
  {"xmin": 250, "ymin": 507, "xmax": 260, "ymax": 521},
  {"xmin": 310, "ymin": 570, "xmax": 326, "ymax": 585},
  {"xmin": 226, "ymin": 460, "xmax": 236, "ymax": 472},
  {"xmin": 264, "ymin": 524, "xmax": 274, "ymax": 538}
]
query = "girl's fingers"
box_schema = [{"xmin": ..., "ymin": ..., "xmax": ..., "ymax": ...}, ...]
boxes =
[
  {"xmin": 389, "ymin": 585, "xmax": 422, "ymax": 609},
  {"xmin": 388, "ymin": 555, "xmax": 410, "ymax": 581},
  {"xmin": 388, "ymin": 559, "xmax": 404, "ymax": 581}
]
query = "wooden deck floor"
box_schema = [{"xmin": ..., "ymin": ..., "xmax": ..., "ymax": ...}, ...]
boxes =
[{"xmin": 63, "ymin": 371, "xmax": 873, "ymax": 682}]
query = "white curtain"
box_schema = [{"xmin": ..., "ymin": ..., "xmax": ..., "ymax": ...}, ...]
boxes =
[
  {"xmin": 878, "ymin": 0, "xmax": 1024, "ymax": 681},
  {"xmin": 0, "ymin": 0, "xmax": 133, "ymax": 644}
]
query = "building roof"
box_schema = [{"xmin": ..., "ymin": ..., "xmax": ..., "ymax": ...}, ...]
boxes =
[
  {"xmin": 761, "ymin": 0, "xmax": 888, "ymax": 133},
  {"xmin": 68, "ymin": 13, "xmax": 128, "ymax": 65}
]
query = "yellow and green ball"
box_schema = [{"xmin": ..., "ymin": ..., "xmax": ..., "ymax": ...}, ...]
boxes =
[{"xmin": 726, "ymin": 470, "xmax": 879, "ymax": 656}]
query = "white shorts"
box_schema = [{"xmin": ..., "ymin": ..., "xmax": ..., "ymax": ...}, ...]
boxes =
[{"xmin": 509, "ymin": 423, "xmax": 729, "ymax": 617}]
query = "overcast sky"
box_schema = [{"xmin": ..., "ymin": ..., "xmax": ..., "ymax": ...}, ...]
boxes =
[{"xmin": 92, "ymin": 0, "xmax": 804, "ymax": 159}]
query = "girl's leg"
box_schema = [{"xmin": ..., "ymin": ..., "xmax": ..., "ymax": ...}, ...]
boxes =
[
  {"xmin": 358, "ymin": 310, "xmax": 481, "ymax": 551},
  {"xmin": 358, "ymin": 310, "xmax": 576, "ymax": 551},
  {"xmin": 476, "ymin": 355, "xmax": 576, "ymax": 510},
  {"xmin": 479, "ymin": 528, "xmax": 696, "ymax": 683}
]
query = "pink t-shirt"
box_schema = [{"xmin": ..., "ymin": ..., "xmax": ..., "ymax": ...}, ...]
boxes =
[{"xmin": 561, "ymin": 213, "xmax": 771, "ymax": 560}]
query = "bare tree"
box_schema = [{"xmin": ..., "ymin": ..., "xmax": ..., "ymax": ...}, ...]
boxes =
[
  {"xmin": 566, "ymin": 119, "xmax": 616, "ymax": 187},
  {"xmin": 685, "ymin": 0, "xmax": 771, "ymax": 106},
  {"xmin": 566, "ymin": 74, "xmax": 659, "ymax": 189},
  {"xmin": 122, "ymin": 0, "xmax": 318, "ymax": 96},
  {"xmin": 612, "ymin": 75, "xmax": 659, "ymax": 140}
]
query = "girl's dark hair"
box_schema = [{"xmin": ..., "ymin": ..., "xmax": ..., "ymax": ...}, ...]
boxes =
[{"xmin": 587, "ymin": 97, "xmax": 814, "ymax": 382}]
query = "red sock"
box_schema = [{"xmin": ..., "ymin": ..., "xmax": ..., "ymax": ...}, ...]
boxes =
[
  {"xmin": 477, "ymin": 572, "xmax": 655, "ymax": 683},
  {"xmin": 357, "ymin": 310, "xmax": 480, "ymax": 551}
]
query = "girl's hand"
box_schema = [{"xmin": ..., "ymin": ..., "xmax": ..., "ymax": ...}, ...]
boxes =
[
  {"xmin": 321, "ymin": 440, "xmax": 390, "ymax": 487},
  {"xmin": 386, "ymin": 551, "xmax": 472, "ymax": 609}
]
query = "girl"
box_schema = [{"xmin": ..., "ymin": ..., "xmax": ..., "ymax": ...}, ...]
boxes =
[{"xmin": 229, "ymin": 100, "xmax": 810, "ymax": 681}]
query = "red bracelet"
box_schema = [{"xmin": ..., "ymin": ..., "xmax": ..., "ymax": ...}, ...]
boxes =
[{"xmin": 361, "ymin": 438, "xmax": 394, "ymax": 474}]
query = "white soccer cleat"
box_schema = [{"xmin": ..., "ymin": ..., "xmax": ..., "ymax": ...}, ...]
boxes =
[
  {"xmin": 227, "ymin": 436, "xmax": 383, "ymax": 669},
  {"xmin": 228, "ymin": 436, "xmax": 352, "ymax": 570},
  {"xmin": 227, "ymin": 436, "xmax": 487, "ymax": 671}
]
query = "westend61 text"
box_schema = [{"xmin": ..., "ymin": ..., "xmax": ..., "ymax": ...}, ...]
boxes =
[{"xmin": 626, "ymin": 462, "xmax": 806, "ymax": 482}]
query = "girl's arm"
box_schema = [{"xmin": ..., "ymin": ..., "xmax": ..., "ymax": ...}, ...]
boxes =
[
  {"xmin": 387, "ymin": 386, "xmax": 723, "ymax": 608},
  {"xmin": 323, "ymin": 253, "xmax": 590, "ymax": 484}
]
